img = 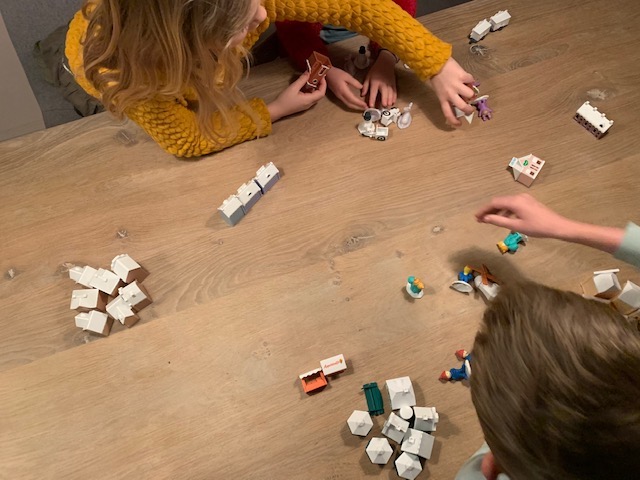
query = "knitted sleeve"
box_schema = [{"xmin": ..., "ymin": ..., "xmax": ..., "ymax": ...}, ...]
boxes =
[
  {"xmin": 263, "ymin": 0, "xmax": 451, "ymax": 80},
  {"xmin": 275, "ymin": 21, "xmax": 326, "ymax": 71},
  {"xmin": 369, "ymin": 0, "xmax": 417, "ymax": 58}
]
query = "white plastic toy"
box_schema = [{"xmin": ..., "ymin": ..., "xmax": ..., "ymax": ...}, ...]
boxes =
[
  {"xmin": 395, "ymin": 452, "xmax": 422, "ymax": 480},
  {"xmin": 490, "ymin": 10, "xmax": 511, "ymax": 30},
  {"xmin": 111, "ymin": 254, "xmax": 149, "ymax": 283},
  {"xmin": 75, "ymin": 311, "xmax": 113, "ymax": 336},
  {"xmin": 365, "ymin": 437, "xmax": 394, "ymax": 465},
  {"xmin": 385, "ymin": 376, "xmax": 416, "ymax": 410},
  {"xmin": 89, "ymin": 268, "xmax": 123, "ymax": 296},
  {"xmin": 382, "ymin": 412, "xmax": 410, "ymax": 444},
  {"xmin": 574, "ymin": 101, "xmax": 614, "ymax": 138},
  {"xmin": 106, "ymin": 295, "xmax": 140, "ymax": 327},
  {"xmin": 509, "ymin": 154, "xmax": 545, "ymax": 188},
  {"xmin": 347, "ymin": 410, "xmax": 374, "ymax": 436},
  {"xmin": 320, "ymin": 354, "xmax": 347, "ymax": 376},
  {"xmin": 413, "ymin": 406, "xmax": 439, "ymax": 432},
  {"xmin": 469, "ymin": 19, "xmax": 491, "ymax": 42},
  {"xmin": 401, "ymin": 428, "xmax": 435, "ymax": 459}
]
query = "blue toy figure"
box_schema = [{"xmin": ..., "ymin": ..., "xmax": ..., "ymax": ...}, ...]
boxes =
[
  {"xmin": 406, "ymin": 276, "xmax": 425, "ymax": 299},
  {"xmin": 440, "ymin": 349, "xmax": 472, "ymax": 381},
  {"xmin": 458, "ymin": 266, "xmax": 474, "ymax": 283},
  {"xmin": 497, "ymin": 231, "xmax": 528, "ymax": 254}
]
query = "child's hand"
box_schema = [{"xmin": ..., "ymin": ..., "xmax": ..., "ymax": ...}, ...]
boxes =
[
  {"xmin": 267, "ymin": 72, "xmax": 327, "ymax": 122},
  {"xmin": 325, "ymin": 67, "xmax": 368, "ymax": 110},
  {"xmin": 429, "ymin": 57, "xmax": 476, "ymax": 127},
  {"xmin": 362, "ymin": 50, "xmax": 397, "ymax": 108},
  {"xmin": 475, "ymin": 193, "xmax": 570, "ymax": 239}
]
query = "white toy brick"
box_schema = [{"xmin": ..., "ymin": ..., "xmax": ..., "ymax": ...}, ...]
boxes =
[
  {"xmin": 253, "ymin": 162, "xmax": 280, "ymax": 194},
  {"xmin": 70, "ymin": 289, "xmax": 107, "ymax": 312},
  {"xmin": 414, "ymin": 406, "xmax": 439, "ymax": 432},
  {"xmin": 218, "ymin": 195, "xmax": 245, "ymax": 226},
  {"xmin": 382, "ymin": 412, "xmax": 410, "ymax": 444},
  {"xmin": 320, "ymin": 354, "xmax": 347, "ymax": 376},
  {"xmin": 106, "ymin": 295, "xmax": 140, "ymax": 327},
  {"xmin": 401, "ymin": 428, "xmax": 435, "ymax": 459},
  {"xmin": 347, "ymin": 410, "xmax": 373, "ymax": 436},
  {"xmin": 574, "ymin": 101, "xmax": 614, "ymax": 138},
  {"xmin": 592, "ymin": 271, "xmax": 622, "ymax": 299},
  {"xmin": 470, "ymin": 19, "xmax": 491, "ymax": 42},
  {"xmin": 380, "ymin": 108, "xmax": 400, "ymax": 127},
  {"xmin": 236, "ymin": 181, "xmax": 262, "ymax": 212},
  {"xmin": 365, "ymin": 437, "xmax": 393, "ymax": 465},
  {"xmin": 398, "ymin": 406, "xmax": 414, "ymax": 421},
  {"xmin": 119, "ymin": 281, "xmax": 152, "ymax": 311},
  {"xmin": 612, "ymin": 281, "xmax": 640, "ymax": 315},
  {"xmin": 395, "ymin": 452, "xmax": 422, "ymax": 480},
  {"xmin": 509, "ymin": 154, "xmax": 545, "ymax": 188},
  {"xmin": 69, "ymin": 265, "xmax": 98, "ymax": 288},
  {"xmin": 88, "ymin": 268, "xmax": 123, "ymax": 296},
  {"xmin": 490, "ymin": 10, "xmax": 511, "ymax": 30},
  {"xmin": 75, "ymin": 311, "xmax": 113, "ymax": 336},
  {"xmin": 474, "ymin": 275, "xmax": 500, "ymax": 301},
  {"xmin": 111, "ymin": 254, "xmax": 149, "ymax": 283},
  {"xmin": 385, "ymin": 376, "xmax": 416, "ymax": 410}
]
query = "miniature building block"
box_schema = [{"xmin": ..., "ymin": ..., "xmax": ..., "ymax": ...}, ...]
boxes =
[
  {"xmin": 320, "ymin": 354, "xmax": 347, "ymax": 376},
  {"xmin": 490, "ymin": 10, "xmax": 511, "ymax": 30},
  {"xmin": 119, "ymin": 281, "xmax": 152, "ymax": 311},
  {"xmin": 253, "ymin": 162, "xmax": 280, "ymax": 194},
  {"xmin": 509, "ymin": 154, "xmax": 545, "ymax": 187},
  {"xmin": 581, "ymin": 269, "xmax": 622, "ymax": 300},
  {"xmin": 236, "ymin": 181, "xmax": 262, "ymax": 212},
  {"xmin": 401, "ymin": 428, "xmax": 435, "ymax": 460},
  {"xmin": 382, "ymin": 412, "xmax": 410, "ymax": 444},
  {"xmin": 380, "ymin": 107, "xmax": 401, "ymax": 127},
  {"xmin": 69, "ymin": 265, "xmax": 98, "ymax": 288},
  {"xmin": 385, "ymin": 376, "xmax": 416, "ymax": 410},
  {"xmin": 399, "ymin": 406, "xmax": 414, "ymax": 421},
  {"xmin": 470, "ymin": 19, "xmax": 491, "ymax": 42},
  {"xmin": 474, "ymin": 275, "xmax": 500, "ymax": 301},
  {"xmin": 75, "ymin": 311, "xmax": 113, "ymax": 336},
  {"xmin": 574, "ymin": 101, "xmax": 613, "ymax": 139},
  {"xmin": 395, "ymin": 452, "xmax": 422, "ymax": 480},
  {"xmin": 414, "ymin": 406, "xmax": 439, "ymax": 432},
  {"xmin": 70, "ymin": 288, "xmax": 107, "ymax": 313},
  {"xmin": 365, "ymin": 437, "xmax": 393, "ymax": 465},
  {"xmin": 218, "ymin": 195, "xmax": 245, "ymax": 226},
  {"xmin": 362, "ymin": 382, "xmax": 385, "ymax": 416},
  {"xmin": 347, "ymin": 410, "xmax": 373, "ymax": 436},
  {"xmin": 89, "ymin": 268, "xmax": 123, "ymax": 296},
  {"xmin": 111, "ymin": 254, "xmax": 149, "ymax": 283},
  {"xmin": 612, "ymin": 281, "xmax": 640, "ymax": 315},
  {"xmin": 106, "ymin": 295, "xmax": 140, "ymax": 327},
  {"xmin": 305, "ymin": 51, "xmax": 332, "ymax": 92},
  {"xmin": 299, "ymin": 368, "xmax": 327, "ymax": 394}
]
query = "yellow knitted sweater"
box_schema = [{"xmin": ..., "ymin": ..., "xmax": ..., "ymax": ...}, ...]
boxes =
[{"xmin": 66, "ymin": 0, "xmax": 451, "ymax": 157}]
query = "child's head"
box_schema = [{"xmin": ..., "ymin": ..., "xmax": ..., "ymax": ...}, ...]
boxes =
[
  {"xmin": 471, "ymin": 282, "xmax": 640, "ymax": 480},
  {"xmin": 82, "ymin": 0, "xmax": 267, "ymax": 138}
]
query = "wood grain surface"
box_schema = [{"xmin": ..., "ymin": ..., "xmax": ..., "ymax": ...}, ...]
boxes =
[{"xmin": 1, "ymin": 0, "xmax": 639, "ymax": 478}]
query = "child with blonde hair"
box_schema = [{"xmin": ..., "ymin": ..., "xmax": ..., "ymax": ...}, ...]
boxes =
[{"xmin": 66, "ymin": 0, "xmax": 476, "ymax": 157}]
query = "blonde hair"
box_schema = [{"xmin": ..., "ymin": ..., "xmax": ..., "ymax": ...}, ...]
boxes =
[
  {"xmin": 471, "ymin": 282, "xmax": 640, "ymax": 479},
  {"xmin": 82, "ymin": 0, "xmax": 258, "ymax": 140}
]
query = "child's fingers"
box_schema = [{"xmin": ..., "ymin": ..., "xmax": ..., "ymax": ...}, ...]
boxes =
[
  {"xmin": 481, "ymin": 214, "xmax": 520, "ymax": 230},
  {"xmin": 368, "ymin": 84, "xmax": 380, "ymax": 107},
  {"xmin": 441, "ymin": 100, "xmax": 461, "ymax": 127},
  {"xmin": 345, "ymin": 76, "xmax": 363, "ymax": 90},
  {"xmin": 361, "ymin": 78, "xmax": 370, "ymax": 96},
  {"xmin": 292, "ymin": 72, "xmax": 311, "ymax": 90}
]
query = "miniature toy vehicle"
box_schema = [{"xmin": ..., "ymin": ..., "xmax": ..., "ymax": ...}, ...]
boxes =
[
  {"xmin": 357, "ymin": 111, "xmax": 389, "ymax": 141},
  {"xmin": 497, "ymin": 232, "xmax": 528, "ymax": 254}
]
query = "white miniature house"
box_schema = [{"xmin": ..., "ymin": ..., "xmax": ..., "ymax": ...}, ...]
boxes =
[
  {"xmin": 490, "ymin": 10, "xmax": 511, "ymax": 30},
  {"xmin": 111, "ymin": 254, "xmax": 149, "ymax": 283},
  {"xmin": 70, "ymin": 289, "xmax": 107, "ymax": 312},
  {"xmin": 401, "ymin": 428, "xmax": 435, "ymax": 459},
  {"xmin": 395, "ymin": 452, "xmax": 422, "ymax": 480},
  {"xmin": 470, "ymin": 19, "xmax": 491, "ymax": 42},
  {"xmin": 347, "ymin": 410, "xmax": 373, "ymax": 436},
  {"xmin": 574, "ymin": 101, "xmax": 614, "ymax": 139},
  {"xmin": 365, "ymin": 437, "xmax": 394, "ymax": 465},
  {"xmin": 413, "ymin": 406, "xmax": 439, "ymax": 432},
  {"xmin": 382, "ymin": 412, "xmax": 410, "ymax": 444},
  {"xmin": 386, "ymin": 376, "xmax": 416, "ymax": 410},
  {"xmin": 75, "ymin": 311, "xmax": 113, "ymax": 336},
  {"xmin": 509, "ymin": 154, "xmax": 545, "ymax": 187}
]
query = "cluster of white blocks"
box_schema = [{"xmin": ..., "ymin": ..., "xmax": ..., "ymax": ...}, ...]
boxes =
[
  {"xmin": 469, "ymin": 10, "xmax": 511, "ymax": 42},
  {"xmin": 217, "ymin": 162, "xmax": 280, "ymax": 226},
  {"xmin": 69, "ymin": 254, "xmax": 151, "ymax": 336},
  {"xmin": 347, "ymin": 376, "xmax": 439, "ymax": 479},
  {"xmin": 580, "ymin": 269, "xmax": 640, "ymax": 319},
  {"xmin": 357, "ymin": 104, "xmax": 413, "ymax": 141}
]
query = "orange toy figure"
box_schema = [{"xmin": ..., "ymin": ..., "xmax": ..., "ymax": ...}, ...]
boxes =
[{"xmin": 303, "ymin": 51, "xmax": 332, "ymax": 93}]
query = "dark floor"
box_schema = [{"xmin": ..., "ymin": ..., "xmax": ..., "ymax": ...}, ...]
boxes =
[{"xmin": 1, "ymin": 0, "xmax": 471, "ymax": 128}]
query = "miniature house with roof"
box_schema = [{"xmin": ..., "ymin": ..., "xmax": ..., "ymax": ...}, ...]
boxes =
[
  {"xmin": 386, "ymin": 376, "xmax": 416, "ymax": 410},
  {"xmin": 509, "ymin": 154, "xmax": 545, "ymax": 187}
]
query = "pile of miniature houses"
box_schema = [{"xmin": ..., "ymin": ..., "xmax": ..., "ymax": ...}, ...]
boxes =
[
  {"xmin": 580, "ymin": 268, "xmax": 640, "ymax": 321},
  {"xmin": 68, "ymin": 254, "xmax": 151, "ymax": 336},
  {"xmin": 347, "ymin": 377, "xmax": 439, "ymax": 480},
  {"xmin": 217, "ymin": 162, "xmax": 280, "ymax": 227}
]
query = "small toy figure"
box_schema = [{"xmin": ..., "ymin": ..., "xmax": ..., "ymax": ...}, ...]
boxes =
[
  {"xmin": 363, "ymin": 382, "xmax": 385, "ymax": 416},
  {"xmin": 353, "ymin": 45, "xmax": 370, "ymax": 70},
  {"xmin": 406, "ymin": 276, "xmax": 424, "ymax": 299},
  {"xmin": 458, "ymin": 266, "xmax": 474, "ymax": 283},
  {"xmin": 472, "ymin": 96, "xmax": 492, "ymax": 121},
  {"xmin": 440, "ymin": 350, "xmax": 472, "ymax": 382},
  {"xmin": 303, "ymin": 51, "xmax": 332, "ymax": 93},
  {"xmin": 497, "ymin": 231, "xmax": 528, "ymax": 254},
  {"xmin": 357, "ymin": 111, "xmax": 389, "ymax": 141}
]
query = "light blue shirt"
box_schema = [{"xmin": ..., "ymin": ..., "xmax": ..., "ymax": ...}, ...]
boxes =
[{"xmin": 614, "ymin": 222, "xmax": 640, "ymax": 268}]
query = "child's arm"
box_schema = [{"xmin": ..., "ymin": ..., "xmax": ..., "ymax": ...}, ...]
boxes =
[
  {"xmin": 475, "ymin": 194, "xmax": 640, "ymax": 267},
  {"xmin": 274, "ymin": 21, "xmax": 327, "ymax": 72},
  {"xmin": 265, "ymin": 0, "xmax": 475, "ymax": 124}
]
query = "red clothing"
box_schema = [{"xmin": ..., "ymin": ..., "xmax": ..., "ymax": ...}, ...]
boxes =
[{"xmin": 275, "ymin": 0, "xmax": 417, "ymax": 70}]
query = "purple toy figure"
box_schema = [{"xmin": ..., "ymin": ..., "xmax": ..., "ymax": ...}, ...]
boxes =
[{"xmin": 474, "ymin": 97, "xmax": 493, "ymax": 121}]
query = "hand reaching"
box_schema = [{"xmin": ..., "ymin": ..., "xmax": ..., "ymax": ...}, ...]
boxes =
[
  {"xmin": 267, "ymin": 72, "xmax": 327, "ymax": 122},
  {"xmin": 362, "ymin": 50, "xmax": 398, "ymax": 108},
  {"xmin": 475, "ymin": 193, "xmax": 570, "ymax": 239},
  {"xmin": 429, "ymin": 57, "xmax": 476, "ymax": 127},
  {"xmin": 325, "ymin": 67, "xmax": 368, "ymax": 110}
]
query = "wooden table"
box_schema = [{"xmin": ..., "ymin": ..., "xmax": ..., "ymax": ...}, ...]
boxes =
[{"xmin": 1, "ymin": 0, "xmax": 639, "ymax": 478}]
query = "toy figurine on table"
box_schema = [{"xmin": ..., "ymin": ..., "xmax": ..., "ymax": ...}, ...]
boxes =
[
  {"xmin": 406, "ymin": 276, "xmax": 425, "ymax": 299},
  {"xmin": 497, "ymin": 231, "xmax": 528, "ymax": 254},
  {"xmin": 440, "ymin": 349, "xmax": 472, "ymax": 382}
]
